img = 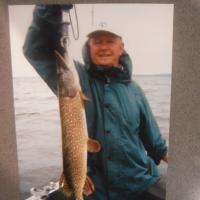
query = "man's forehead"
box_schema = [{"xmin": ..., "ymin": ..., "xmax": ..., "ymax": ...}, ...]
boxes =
[
  {"xmin": 88, "ymin": 33, "xmax": 122, "ymax": 41},
  {"xmin": 88, "ymin": 31, "xmax": 121, "ymax": 39}
]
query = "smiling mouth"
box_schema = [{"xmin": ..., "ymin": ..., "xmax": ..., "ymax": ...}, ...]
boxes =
[{"xmin": 98, "ymin": 54, "xmax": 112, "ymax": 57}]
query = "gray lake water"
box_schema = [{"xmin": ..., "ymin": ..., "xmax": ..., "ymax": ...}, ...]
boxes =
[{"xmin": 13, "ymin": 75, "xmax": 171, "ymax": 199}]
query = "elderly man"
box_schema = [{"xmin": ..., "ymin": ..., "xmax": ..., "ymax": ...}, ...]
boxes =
[{"xmin": 23, "ymin": 5, "xmax": 168, "ymax": 200}]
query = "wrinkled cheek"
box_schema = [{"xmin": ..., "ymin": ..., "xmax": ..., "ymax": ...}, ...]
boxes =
[
  {"xmin": 91, "ymin": 56, "xmax": 100, "ymax": 65},
  {"xmin": 90, "ymin": 53, "xmax": 97, "ymax": 63}
]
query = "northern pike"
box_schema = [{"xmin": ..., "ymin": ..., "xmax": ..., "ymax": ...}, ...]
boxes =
[{"xmin": 55, "ymin": 50, "xmax": 101, "ymax": 200}]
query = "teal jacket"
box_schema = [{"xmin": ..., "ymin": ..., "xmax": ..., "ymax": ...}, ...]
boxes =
[{"xmin": 23, "ymin": 5, "xmax": 167, "ymax": 200}]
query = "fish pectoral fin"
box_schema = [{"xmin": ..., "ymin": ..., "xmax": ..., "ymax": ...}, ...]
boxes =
[
  {"xmin": 83, "ymin": 175, "xmax": 95, "ymax": 196},
  {"xmin": 59, "ymin": 173, "xmax": 72, "ymax": 197},
  {"xmin": 87, "ymin": 138, "xmax": 101, "ymax": 153}
]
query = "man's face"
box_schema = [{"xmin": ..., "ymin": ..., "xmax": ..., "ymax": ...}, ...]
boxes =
[{"xmin": 88, "ymin": 33, "xmax": 124, "ymax": 67}]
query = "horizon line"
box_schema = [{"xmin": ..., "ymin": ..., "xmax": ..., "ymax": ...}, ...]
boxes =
[{"xmin": 13, "ymin": 73, "xmax": 172, "ymax": 78}]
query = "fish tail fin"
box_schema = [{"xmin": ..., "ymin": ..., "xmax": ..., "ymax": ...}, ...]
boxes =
[
  {"xmin": 59, "ymin": 173, "xmax": 73, "ymax": 197},
  {"xmin": 83, "ymin": 175, "xmax": 95, "ymax": 196},
  {"xmin": 55, "ymin": 50, "xmax": 69, "ymax": 71}
]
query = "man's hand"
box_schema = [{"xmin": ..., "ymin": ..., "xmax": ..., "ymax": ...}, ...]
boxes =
[
  {"xmin": 162, "ymin": 152, "xmax": 169, "ymax": 163},
  {"xmin": 60, "ymin": 4, "xmax": 73, "ymax": 11}
]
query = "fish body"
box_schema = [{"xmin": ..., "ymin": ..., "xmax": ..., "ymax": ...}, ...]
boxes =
[
  {"xmin": 55, "ymin": 51, "xmax": 100, "ymax": 200},
  {"xmin": 59, "ymin": 92, "xmax": 87, "ymax": 200}
]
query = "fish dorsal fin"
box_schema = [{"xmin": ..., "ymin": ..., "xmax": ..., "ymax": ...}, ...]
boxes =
[
  {"xmin": 59, "ymin": 173, "xmax": 72, "ymax": 197},
  {"xmin": 83, "ymin": 175, "xmax": 95, "ymax": 196},
  {"xmin": 87, "ymin": 138, "xmax": 101, "ymax": 153},
  {"xmin": 80, "ymin": 92, "xmax": 90, "ymax": 101},
  {"xmin": 79, "ymin": 91, "xmax": 90, "ymax": 107}
]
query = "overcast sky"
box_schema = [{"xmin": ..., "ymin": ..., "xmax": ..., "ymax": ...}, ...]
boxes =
[{"xmin": 9, "ymin": 4, "xmax": 174, "ymax": 77}]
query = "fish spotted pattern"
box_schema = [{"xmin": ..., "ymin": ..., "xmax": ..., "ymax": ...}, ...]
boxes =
[{"xmin": 55, "ymin": 50, "xmax": 101, "ymax": 200}]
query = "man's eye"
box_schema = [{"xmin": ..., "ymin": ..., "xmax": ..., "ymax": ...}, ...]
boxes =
[
  {"xmin": 92, "ymin": 39, "xmax": 115, "ymax": 45},
  {"xmin": 107, "ymin": 40, "xmax": 115, "ymax": 44},
  {"xmin": 93, "ymin": 40, "xmax": 101, "ymax": 44},
  {"xmin": 95, "ymin": 41, "xmax": 101, "ymax": 44},
  {"xmin": 92, "ymin": 42, "xmax": 100, "ymax": 46}
]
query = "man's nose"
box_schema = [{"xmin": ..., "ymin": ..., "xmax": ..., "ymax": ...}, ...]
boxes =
[{"xmin": 99, "ymin": 41, "xmax": 109, "ymax": 49}]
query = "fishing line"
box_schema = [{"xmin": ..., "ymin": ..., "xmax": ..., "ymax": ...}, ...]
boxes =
[{"xmin": 69, "ymin": 4, "xmax": 79, "ymax": 40}]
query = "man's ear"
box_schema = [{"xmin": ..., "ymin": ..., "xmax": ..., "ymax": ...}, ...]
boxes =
[{"xmin": 120, "ymin": 42, "xmax": 124, "ymax": 55}]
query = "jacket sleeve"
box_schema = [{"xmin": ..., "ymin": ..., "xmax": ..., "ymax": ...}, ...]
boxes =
[
  {"xmin": 137, "ymin": 85, "xmax": 168, "ymax": 165},
  {"xmin": 23, "ymin": 5, "xmax": 62, "ymax": 95}
]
